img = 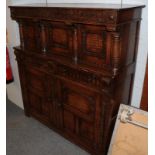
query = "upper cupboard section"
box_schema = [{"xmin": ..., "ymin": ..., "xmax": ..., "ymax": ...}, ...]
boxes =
[
  {"xmin": 11, "ymin": 5, "xmax": 144, "ymax": 69},
  {"xmin": 18, "ymin": 20, "xmax": 111, "ymax": 67},
  {"xmin": 19, "ymin": 21, "xmax": 41, "ymax": 51}
]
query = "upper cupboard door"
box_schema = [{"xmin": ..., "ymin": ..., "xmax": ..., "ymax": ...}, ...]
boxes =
[
  {"xmin": 47, "ymin": 21, "xmax": 74, "ymax": 59},
  {"xmin": 79, "ymin": 25, "xmax": 108, "ymax": 68},
  {"xmin": 22, "ymin": 22, "xmax": 41, "ymax": 51}
]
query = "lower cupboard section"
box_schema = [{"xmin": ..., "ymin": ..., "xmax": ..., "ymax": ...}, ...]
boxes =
[{"xmin": 17, "ymin": 59, "xmax": 114, "ymax": 155}]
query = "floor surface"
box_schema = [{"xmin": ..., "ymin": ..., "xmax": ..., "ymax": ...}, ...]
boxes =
[{"xmin": 6, "ymin": 100, "xmax": 89, "ymax": 155}]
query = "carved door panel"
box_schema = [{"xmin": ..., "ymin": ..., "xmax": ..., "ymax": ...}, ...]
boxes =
[
  {"xmin": 79, "ymin": 25, "xmax": 108, "ymax": 68},
  {"xmin": 46, "ymin": 21, "xmax": 74, "ymax": 59},
  {"xmin": 24, "ymin": 63, "xmax": 51, "ymax": 123},
  {"xmin": 22, "ymin": 22, "xmax": 41, "ymax": 51},
  {"xmin": 57, "ymin": 79, "xmax": 102, "ymax": 148}
]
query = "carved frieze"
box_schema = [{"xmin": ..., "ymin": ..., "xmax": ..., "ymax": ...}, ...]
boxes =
[
  {"xmin": 10, "ymin": 7, "xmax": 117, "ymax": 25},
  {"xmin": 48, "ymin": 61, "xmax": 112, "ymax": 91}
]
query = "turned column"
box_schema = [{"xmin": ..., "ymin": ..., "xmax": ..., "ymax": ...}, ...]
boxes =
[
  {"xmin": 73, "ymin": 24, "xmax": 78, "ymax": 64},
  {"xmin": 111, "ymin": 32, "xmax": 121, "ymax": 78},
  {"xmin": 40, "ymin": 23, "xmax": 47, "ymax": 53},
  {"xmin": 18, "ymin": 22, "xmax": 25, "ymax": 50}
]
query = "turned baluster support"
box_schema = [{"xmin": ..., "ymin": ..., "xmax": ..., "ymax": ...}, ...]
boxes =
[
  {"xmin": 112, "ymin": 32, "xmax": 121, "ymax": 78},
  {"xmin": 73, "ymin": 25, "xmax": 78, "ymax": 64},
  {"xmin": 40, "ymin": 23, "xmax": 47, "ymax": 53},
  {"xmin": 18, "ymin": 22, "xmax": 25, "ymax": 50}
]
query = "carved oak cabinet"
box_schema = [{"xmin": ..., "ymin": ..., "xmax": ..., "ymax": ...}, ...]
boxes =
[{"xmin": 9, "ymin": 3, "xmax": 144, "ymax": 155}]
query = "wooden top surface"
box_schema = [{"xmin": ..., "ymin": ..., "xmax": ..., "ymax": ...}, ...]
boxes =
[{"xmin": 9, "ymin": 3, "xmax": 145, "ymax": 10}]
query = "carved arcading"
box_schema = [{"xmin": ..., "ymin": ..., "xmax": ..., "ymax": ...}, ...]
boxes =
[
  {"xmin": 111, "ymin": 32, "xmax": 121, "ymax": 78},
  {"xmin": 48, "ymin": 62, "xmax": 112, "ymax": 91}
]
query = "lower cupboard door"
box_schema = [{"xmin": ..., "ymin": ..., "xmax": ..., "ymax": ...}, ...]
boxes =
[
  {"xmin": 24, "ymin": 64, "xmax": 51, "ymax": 123},
  {"xmin": 27, "ymin": 88, "xmax": 50, "ymax": 123},
  {"xmin": 58, "ymin": 80, "xmax": 102, "ymax": 148}
]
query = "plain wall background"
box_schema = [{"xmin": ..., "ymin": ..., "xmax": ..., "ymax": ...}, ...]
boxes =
[{"xmin": 6, "ymin": 0, "xmax": 148, "ymax": 109}]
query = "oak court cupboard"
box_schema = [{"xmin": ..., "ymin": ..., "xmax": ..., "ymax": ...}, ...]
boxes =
[{"xmin": 9, "ymin": 3, "xmax": 145, "ymax": 155}]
